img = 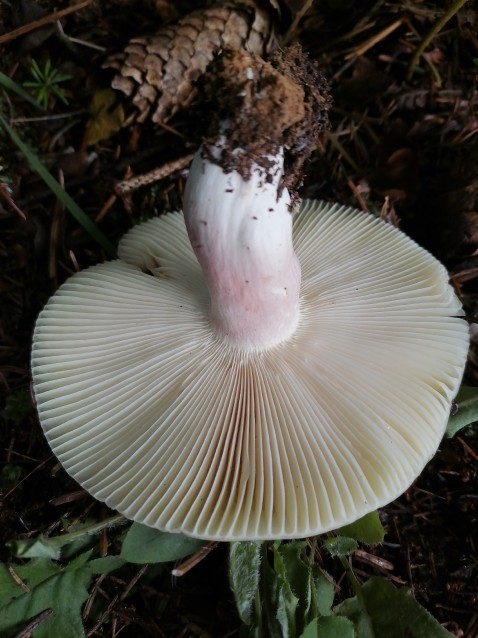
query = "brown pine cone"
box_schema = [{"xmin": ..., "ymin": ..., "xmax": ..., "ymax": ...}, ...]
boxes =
[{"xmin": 105, "ymin": 1, "xmax": 278, "ymax": 124}]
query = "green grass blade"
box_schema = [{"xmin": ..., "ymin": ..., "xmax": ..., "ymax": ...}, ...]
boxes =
[
  {"xmin": 0, "ymin": 71, "xmax": 44, "ymax": 110},
  {"xmin": 0, "ymin": 114, "xmax": 117, "ymax": 258}
]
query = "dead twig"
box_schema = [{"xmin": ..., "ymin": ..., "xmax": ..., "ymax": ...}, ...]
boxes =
[
  {"xmin": 13, "ymin": 609, "xmax": 53, "ymax": 638},
  {"xmin": 457, "ymin": 436, "xmax": 478, "ymax": 462},
  {"xmin": 8, "ymin": 566, "xmax": 30, "ymax": 593},
  {"xmin": 0, "ymin": 0, "xmax": 92, "ymax": 46},
  {"xmin": 0, "ymin": 183, "xmax": 27, "ymax": 221},
  {"xmin": 171, "ymin": 542, "xmax": 219, "ymax": 577},
  {"xmin": 3, "ymin": 455, "xmax": 53, "ymax": 499},
  {"xmin": 119, "ymin": 565, "xmax": 149, "ymax": 601},
  {"xmin": 115, "ymin": 153, "xmax": 194, "ymax": 196},
  {"xmin": 345, "ymin": 19, "xmax": 404, "ymax": 59},
  {"xmin": 347, "ymin": 178, "xmax": 369, "ymax": 212}
]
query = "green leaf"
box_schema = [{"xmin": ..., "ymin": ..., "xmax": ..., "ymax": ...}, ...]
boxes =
[
  {"xmin": 276, "ymin": 580, "xmax": 299, "ymax": 638},
  {"xmin": 336, "ymin": 576, "xmax": 454, "ymax": 638},
  {"xmin": 273, "ymin": 544, "xmax": 299, "ymax": 638},
  {"xmin": 8, "ymin": 535, "xmax": 62, "ymax": 560},
  {"xmin": 446, "ymin": 386, "xmax": 478, "ymax": 437},
  {"xmin": 313, "ymin": 569, "xmax": 335, "ymax": 617},
  {"xmin": 300, "ymin": 615, "xmax": 355, "ymax": 638},
  {"xmin": 337, "ymin": 511, "xmax": 385, "ymax": 545},
  {"xmin": 277, "ymin": 541, "xmax": 312, "ymax": 631},
  {"xmin": 229, "ymin": 541, "xmax": 262, "ymax": 625},
  {"xmin": 120, "ymin": 523, "xmax": 205, "ymax": 564},
  {"xmin": 0, "ymin": 114, "xmax": 116, "ymax": 258},
  {"xmin": 7, "ymin": 515, "xmax": 127, "ymax": 560},
  {"xmin": 323, "ymin": 536, "xmax": 358, "ymax": 557},
  {"xmin": 87, "ymin": 555, "xmax": 127, "ymax": 574},
  {"xmin": 0, "ymin": 554, "xmax": 92, "ymax": 637}
]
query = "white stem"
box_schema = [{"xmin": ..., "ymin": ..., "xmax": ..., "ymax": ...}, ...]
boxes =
[{"xmin": 183, "ymin": 148, "xmax": 301, "ymax": 349}]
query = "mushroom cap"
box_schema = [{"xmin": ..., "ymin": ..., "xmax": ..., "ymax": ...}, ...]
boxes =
[{"xmin": 31, "ymin": 201, "xmax": 469, "ymax": 540}]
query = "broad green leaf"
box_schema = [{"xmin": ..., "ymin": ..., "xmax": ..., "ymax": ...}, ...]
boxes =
[
  {"xmin": 276, "ymin": 581, "xmax": 299, "ymax": 638},
  {"xmin": 277, "ymin": 541, "xmax": 312, "ymax": 632},
  {"xmin": 300, "ymin": 615, "xmax": 355, "ymax": 638},
  {"xmin": 229, "ymin": 541, "xmax": 262, "ymax": 625},
  {"xmin": 313, "ymin": 569, "xmax": 335, "ymax": 617},
  {"xmin": 87, "ymin": 555, "xmax": 127, "ymax": 574},
  {"xmin": 273, "ymin": 544, "xmax": 299, "ymax": 638},
  {"xmin": 8, "ymin": 534, "xmax": 61, "ymax": 560},
  {"xmin": 300, "ymin": 618, "xmax": 319, "ymax": 638},
  {"xmin": 7, "ymin": 515, "xmax": 127, "ymax": 560},
  {"xmin": 120, "ymin": 523, "xmax": 205, "ymax": 564},
  {"xmin": 336, "ymin": 576, "xmax": 454, "ymax": 638},
  {"xmin": 323, "ymin": 536, "xmax": 358, "ymax": 557},
  {"xmin": 337, "ymin": 511, "xmax": 385, "ymax": 545},
  {"xmin": 446, "ymin": 386, "xmax": 478, "ymax": 437},
  {"xmin": 0, "ymin": 554, "xmax": 92, "ymax": 638},
  {"xmin": 262, "ymin": 545, "xmax": 281, "ymax": 637}
]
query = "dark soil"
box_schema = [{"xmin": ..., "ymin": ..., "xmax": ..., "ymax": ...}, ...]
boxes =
[{"xmin": 1, "ymin": 1, "xmax": 477, "ymax": 636}]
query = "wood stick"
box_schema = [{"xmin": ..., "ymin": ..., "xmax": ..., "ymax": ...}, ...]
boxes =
[{"xmin": 0, "ymin": 0, "xmax": 92, "ymax": 46}]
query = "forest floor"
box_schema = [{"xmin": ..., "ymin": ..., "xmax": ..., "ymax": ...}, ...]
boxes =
[{"xmin": 1, "ymin": 1, "xmax": 477, "ymax": 636}]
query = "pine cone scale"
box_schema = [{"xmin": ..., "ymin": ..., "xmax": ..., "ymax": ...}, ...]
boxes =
[{"xmin": 105, "ymin": 2, "xmax": 278, "ymax": 124}]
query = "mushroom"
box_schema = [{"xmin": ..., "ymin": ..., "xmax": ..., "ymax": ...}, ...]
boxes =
[{"xmin": 31, "ymin": 49, "xmax": 469, "ymax": 541}]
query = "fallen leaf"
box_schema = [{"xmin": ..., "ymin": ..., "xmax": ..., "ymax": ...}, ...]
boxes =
[{"xmin": 85, "ymin": 89, "xmax": 124, "ymax": 145}]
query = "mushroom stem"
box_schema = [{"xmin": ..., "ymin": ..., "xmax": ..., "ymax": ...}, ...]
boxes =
[{"xmin": 183, "ymin": 147, "xmax": 301, "ymax": 350}]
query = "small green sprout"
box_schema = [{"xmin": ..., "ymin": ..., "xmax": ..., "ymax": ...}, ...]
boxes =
[{"xmin": 23, "ymin": 58, "xmax": 72, "ymax": 109}]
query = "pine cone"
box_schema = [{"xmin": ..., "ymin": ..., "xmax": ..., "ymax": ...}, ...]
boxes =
[{"xmin": 105, "ymin": 1, "xmax": 278, "ymax": 124}]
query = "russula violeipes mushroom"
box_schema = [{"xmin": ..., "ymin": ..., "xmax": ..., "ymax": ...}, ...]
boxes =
[{"xmin": 31, "ymin": 48, "xmax": 469, "ymax": 541}]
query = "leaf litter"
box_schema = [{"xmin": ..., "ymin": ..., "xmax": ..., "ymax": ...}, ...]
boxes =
[{"xmin": 0, "ymin": 0, "xmax": 477, "ymax": 636}]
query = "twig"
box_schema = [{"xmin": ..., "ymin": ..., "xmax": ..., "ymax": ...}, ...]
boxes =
[
  {"xmin": 86, "ymin": 594, "xmax": 119, "ymax": 637},
  {"xmin": 115, "ymin": 153, "xmax": 194, "ymax": 195},
  {"xmin": 407, "ymin": 0, "xmax": 471, "ymax": 81},
  {"xmin": 282, "ymin": 0, "xmax": 315, "ymax": 45},
  {"xmin": 3, "ymin": 455, "xmax": 53, "ymax": 499},
  {"xmin": 325, "ymin": 131, "xmax": 361, "ymax": 174},
  {"xmin": 0, "ymin": 0, "xmax": 92, "ymax": 46},
  {"xmin": 345, "ymin": 19, "xmax": 404, "ymax": 59},
  {"xmin": 10, "ymin": 111, "xmax": 86, "ymax": 124},
  {"xmin": 13, "ymin": 609, "xmax": 53, "ymax": 638},
  {"xmin": 56, "ymin": 20, "xmax": 106, "ymax": 52},
  {"xmin": 171, "ymin": 542, "xmax": 219, "ymax": 577},
  {"xmin": 8, "ymin": 566, "xmax": 30, "ymax": 593},
  {"xmin": 49, "ymin": 490, "xmax": 87, "ymax": 506},
  {"xmin": 354, "ymin": 549, "xmax": 394, "ymax": 571},
  {"xmin": 347, "ymin": 178, "xmax": 369, "ymax": 212},
  {"xmin": 0, "ymin": 183, "xmax": 27, "ymax": 220},
  {"xmin": 95, "ymin": 193, "xmax": 117, "ymax": 224},
  {"xmin": 457, "ymin": 436, "xmax": 478, "ymax": 462},
  {"xmin": 120, "ymin": 565, "xmax": 149, "ymax": 601}
]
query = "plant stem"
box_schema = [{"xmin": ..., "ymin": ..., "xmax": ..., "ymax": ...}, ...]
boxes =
[
  {"xmin": 254, "ymin": 586, "xmax": 263, "ymax": 638},
  {"xmin": 62, "ymin": 514, "xmax": 127, "ymax": 540},
  {"xmin": 407, "ymin": 0, "xmax": 471, "ymax": 81},
  {"xmin": 339, "ymin": 555, "xmax": 375, "ymax": 636},
  {"xmin": 261, "ymin": 542, "xmax": 276, "ymax": 638}
]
